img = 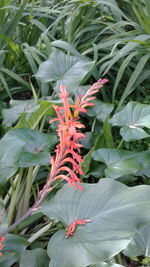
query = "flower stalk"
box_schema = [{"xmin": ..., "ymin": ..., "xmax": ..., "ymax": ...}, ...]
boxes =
[{"xmin": 0, "ymin": 79, "xmax": 108, "ymax": 241}]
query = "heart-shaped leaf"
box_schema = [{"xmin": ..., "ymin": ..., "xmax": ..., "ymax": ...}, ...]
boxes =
[
  {"xmin": 88, "ymin": 99, "xmax": 114, "ymax": 122},
  {"xmin": 110, "ymin": 102, "xmax": 150, "ymax": 141},
  {"xmin": 92, "ymin": 148, "xmax": 150, "ymax": 179},
  {"xmin": 0, "ymin": 128, "xmax": 57, "ymax": 184},
  {"xmin": 15, "ymin": 100, "xmax": 54, "ymax": 129},
  {"xmin": 2, "ymin": 99, "xmax": 35, "ymax": 127},
  {"xmin": 20, "ymin": 248, "xmax": 49, "ymax": 267},
  {"xmin": 0, "ymin": 134, "xmax": 25, "ymax": 185},
  {"xmin": 7, "ymin": 128, "xmax": 57, "ymax": 167},
  {"xmin": 40, "ymin": 179, "xmax": 150, "ymax": 267},
  {"xmin": 0, "ymin": 234, "xmax": 29, "ymax": 267},
  {"xmin": 123, "ymin": 224, "xmax": 150, "ymax": 257},
  {"xmin": 94, "ymin": 263, "xmax": 123, "ymax": 267},
  {"xmin": 35, "ymin": 49, "xmax": 93, "ymax": 92}
]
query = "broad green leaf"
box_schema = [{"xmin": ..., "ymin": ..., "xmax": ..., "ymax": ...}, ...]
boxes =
[
  {"xmin": 92, "ymin": 149, "xmax": 150, "ymax": 179},
  {"xmin": 0, "ymin": 234, "xmax": 29, "ymax": 267},
  {"xmin": 138, "ymin": 164, "xmax": 150, "ymax": 178},
  {"xmin": 123, "ymin": 224, "xmax": 150, "ymax": 257},
  {"xmin": 9, "ymin": 128, "xmax": 57, "ymax": 167},
  {"xmin": 0, "ymin": 128, "xmax": 56, "ymax": 183},
  {"xmin": 110, "ymin": 102, "xmax": 150, "ymax": 141},
  {"xmin": 2, "ymin": 99, "xmax": 35, "ymax": 127},
  {"xmin": 0, "ymin": 134, "xmax": 25, "ymax": 185},
  {"xmin": 51, "ymin": 40, "xmax": 82, "ymax": 57},
  {"xmin": 20, "ymin": 248, "xmax": 49, "ymax": 267},
  {"xmin": 40, "ymin": 179, "xmax": 150, "ymax": 267},
  {"xmin": 94, "ymin": 263, "xmax": 123, "ymax": 267},
  {"xmin": 15, "ymin": 100, "xmax": 54, "ymax": 129},
  {"xmin": 88, "ymin": 99, "xmax": 114, "ymax": 122},
  {"xmin": 35, "ymin": 49, "xmax": 93, "ymax": 92},
  {"xmin": 81, "ymin": 132, "xmax": 105, "ymax": 174}
]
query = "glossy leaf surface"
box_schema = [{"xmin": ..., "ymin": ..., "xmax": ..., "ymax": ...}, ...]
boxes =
[
  {"xmin": 88, "ymin": 99, "xmax": 114, "ymax": 122},
  {"xmin": 123, "ymin": 224, "xmax": 150, "ymax": 257},
  {"xmin": 20, "ymin": 248, "xmax": 49, "ymax": 267},
  {"xmin": 0, "ymin": 234, "xmax": 29, "ymax": 267},
  {"xmin": 36, "ymin": 49, "xmax": 93, "ymax": 92},
  {"xmin": 92, "ymin": 148, "xmax": 150, "ymax": 179},
  {"xmin": 110, "ymin": 102, "xmax": 150, "ymax": 141},
  {"xmin": 0, "ymin": 134, "xmax": 25, "ymax": 185},
  {"xmin": 40, "ymin": 179, "xmax": 150, "ymax": 267}
]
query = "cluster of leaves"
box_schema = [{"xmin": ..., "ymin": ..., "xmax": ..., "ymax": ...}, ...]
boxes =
[{"xmin": 0, "ymin": 0, "xmax": 150, "ymax": 266}]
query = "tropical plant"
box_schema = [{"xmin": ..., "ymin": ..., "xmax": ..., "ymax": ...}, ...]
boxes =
[{"xmin": 0, "ymin": 0, "xmax": 150, "ymax": 266}]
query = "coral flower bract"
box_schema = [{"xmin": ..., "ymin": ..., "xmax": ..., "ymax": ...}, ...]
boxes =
[{"xmin": 39, "ymin": 79, "xmax": 108, "ymax": 197}]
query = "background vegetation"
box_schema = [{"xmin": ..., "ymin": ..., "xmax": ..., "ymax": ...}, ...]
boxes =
[{"xmin": 0, "ymin": 0, "xmax": 150, "ymax": 266}]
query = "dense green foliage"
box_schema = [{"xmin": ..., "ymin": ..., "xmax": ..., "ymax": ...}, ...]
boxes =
[{"xmin": 0, "ymin": 0, "xmax": 150, "ymax": 266}]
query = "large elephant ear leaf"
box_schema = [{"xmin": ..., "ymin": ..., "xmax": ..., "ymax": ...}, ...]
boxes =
[
  {"xmin": 35, "ymin": 48, "xmax": 93, "ymax": 93},
  {"xmin": 0, "ymin": 234, "xmax": 29, "ymax": 267},
  {"xmin": 94, "ymin": 263, "xmax": 124, "ymax": 267},
  {"xmin": 20, "ymin": 248, "xmax": 49, "ymax": 267},
  {"xmin": 2, "ymin": 99, "xmax": 35, "ymax": 127},
  {"xmin": 91, "ymin": 148, "xmax": 150, "ymax": 179},
  {"xmin": 88, "ymin": 99, "xmax": 114, "ymax": 122},
  {"xmin": 0, "ymin": 134, "xmax": 25, "ymax": 186},
  {"xmin": 123, "ymin": 224, "xmax": 150, "ymax": 258},
  {"xmin": 110, "ymin": 101, "xmax": 150, "ymax": 141},
  {"xmin": 40, "ymin": 179, "xmax": 150, "ymax": 267},
  {"xmin": 10, "ymin": 128, "xmax": 57, "ymax": 167}
]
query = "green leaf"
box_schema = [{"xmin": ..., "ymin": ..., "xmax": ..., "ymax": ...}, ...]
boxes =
[
  {"xmin": 15, "ymin": 100, "xmax": 54, "ymax": 129},
  {"xmin": 0, "ymin": 234, "xmax": 29, "ymax": 267},
  {"xmin": 2, "ymin": 99, "xmax": 35, "ymax": 127},
  {"xmin": 138, "ymin": 164, "xmax": 150, "ymax": 178},
  {"xmin": 0, "ymin": 128, "xmax": 56, "ymax": 183},
  {"xmin": 20, "ymin": 248, "xmax": 49, "ymax": 267},
  {"xmin": 9, "ymin": 128, "xmax": 57, "ymax": 167},
  {"xmin": 0, "ymin": 199, "xmax": 7, "ymax": 232},
  {"xmin": 40, "ymin": 179, "xmax": 150, "ymax": 267},
  {"xmin": 94, "ymin": 263, "xmax": 123, "ymax": 267},
  {"xmin": 0, "ymin": 68, "xmax": 31, "ymax": 90},
  {"xmin": 110, "ymin": 101, "xmax": 150, "ymax": 141},
  {"xmin": 35, "ymin": 49, "xmax": 93, "ymax": 92},
  {"xmin": 102, "ymin": 35, "xmax": 150, "ymax": 75},
  {"xmin": 117, "ymin": 54, "xmax": 150, "ymax": 110},
  {"xmin": 51, "ymin": 40, "xmax": 82, "ymax": 57},
  {"xmin": 88, "ymin": 99, "xmax": 114, "ymax": 122},
  {"xmin": 92, "ymin": 148, "xmax": 150, "ymax": 179},
  {"xmin": 123, "ymin": 224, "xmax": 150, "ymax": 257},
  {"xmin": 81, "ymin": 132, "xmax": 105, "ymax": 174},
  {"xmin": 0, "ymin": 134, "xmax": 25, "ymax": 186},
  {"xmin": 103, "ymin": 117, "xmax": 115, "ymax": 148}
]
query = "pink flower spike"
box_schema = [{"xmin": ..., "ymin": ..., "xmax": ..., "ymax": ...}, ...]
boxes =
[
  {"xmin": 65, "ymin": 219, "xmax": 92, "ymax": 237},
  {"xmin": 54, "ymin": 175, "xmax": 83, "ymax": 191},
  {"xmin": 98, "ymin": 78, "xmax": 109, "ymax": 84},
  {"xmin": 62, "ymin": 157, "xmax": 84, "ymax": 175},
  {"xmin": 44, "ymin": 79, "xmax": 107, "ymax": 193}
]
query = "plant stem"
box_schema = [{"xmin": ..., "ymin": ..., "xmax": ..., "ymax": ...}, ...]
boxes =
[
  {"xmin": 39, "ymin": 115, "xmax": 46, "ymax": 132},
  {"xmin": 115, "ymin": 253, "xmax": 123, "ymax": 265},
  {"xmin": 22, "ymin": 167, "xmax": 34, "ymax": 215},
  {"xmin": 3, "ymin": 173, "xmax": 20, "ymax": 206},
  {"xmin": 7, "ymin": 169, "xmax": 23, "ymax": 225},
  {"xmin": 28, "ymin": 222, "xmax": 53, "ymax": 243},
  {"xmin": 0, "ymin": 183, "xmax": 58, "ymax": 237},
  {"xmin": 117, "ymin": 139, "xmax": 124, "ymax": 149}
]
